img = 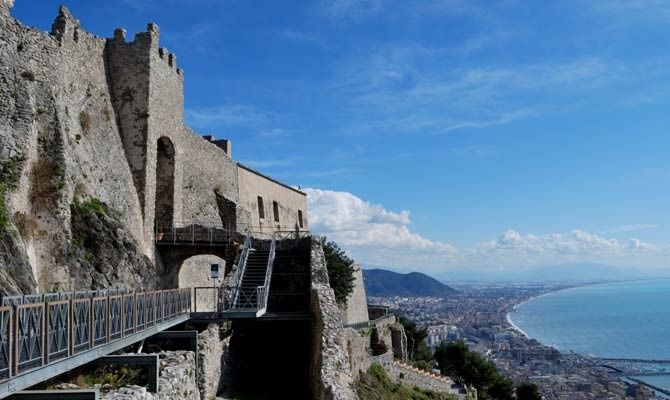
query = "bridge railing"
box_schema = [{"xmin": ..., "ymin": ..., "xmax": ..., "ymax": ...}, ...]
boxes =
[
  {"xmin": 154, "ymin": 221, "xmax": 238, "ymax": 245},
  {"xmin": 0, "ymin": 287, "xmax": 191, "ymax": 383}
]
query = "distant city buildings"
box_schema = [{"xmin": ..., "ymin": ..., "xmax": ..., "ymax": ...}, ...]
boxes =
[{"xmin": 369, "ymin": 285, "xmax": 666, "ymax": 400}]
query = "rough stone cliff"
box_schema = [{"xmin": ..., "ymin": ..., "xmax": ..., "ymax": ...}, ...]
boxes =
[{"xmin": 0, "ymin": 3, "xmax": 159, "ymax": 294}]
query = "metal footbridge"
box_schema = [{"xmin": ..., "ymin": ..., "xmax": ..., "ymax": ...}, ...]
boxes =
[{"xmin": 0, "ymin": 228, "xmax": 311, "ymax": 398}]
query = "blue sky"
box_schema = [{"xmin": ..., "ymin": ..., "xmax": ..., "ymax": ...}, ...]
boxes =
[{"xmin": 13, "ymin": 0, "xmax": 670, "ymax": 277}]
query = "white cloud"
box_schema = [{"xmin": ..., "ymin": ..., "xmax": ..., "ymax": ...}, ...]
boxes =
[
  {"xmin": 305, "ymin": 188, "xmax": 667, "ymax": 272},
  {"xmin": 305, "ymin": 188, "xmax": 455, "ymax": 253}
]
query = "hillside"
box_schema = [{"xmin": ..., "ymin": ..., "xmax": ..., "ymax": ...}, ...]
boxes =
[{"xmin": 363, "ymin": 269, "xmax": 456, "ymax": 297}]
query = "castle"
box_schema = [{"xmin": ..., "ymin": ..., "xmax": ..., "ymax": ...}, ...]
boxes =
[{"xmin": 0, "ymin": 2, "xmax": 306, "ymax": 292}]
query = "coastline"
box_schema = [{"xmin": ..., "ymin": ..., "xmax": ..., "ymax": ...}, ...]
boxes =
[
  {"xmin": 503, "ymin": 279, "xmax": 670, "ymax": 397},
  {"xmin": 504, "ymin": 283, "xmax": 586, "ymax": 341}
]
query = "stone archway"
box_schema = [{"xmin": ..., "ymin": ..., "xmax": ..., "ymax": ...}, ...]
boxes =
[
  {"xmin": 155, "ymin": 136, "xmax": 175, "ymax": 224},
  {"xmin": 179, "ymin": 254, "xmax": 226, "ymax": 312}
]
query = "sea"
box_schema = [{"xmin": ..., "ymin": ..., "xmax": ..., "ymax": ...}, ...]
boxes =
[{"xmin": 507, "ymin": 279, "xmax": 670, "ymax": 392}]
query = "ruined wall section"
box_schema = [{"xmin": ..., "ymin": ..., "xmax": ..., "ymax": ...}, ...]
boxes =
[
  {"xmin": 310, "ymin": 238, "xmax": 358, "ymax": 400},
  {"xmin": 238, "ymin": 163, "xmax": 307, "ymax": 234},
  {"xmin": 341, "ymin": 266, "xmax": 369, "ymax": 326}
]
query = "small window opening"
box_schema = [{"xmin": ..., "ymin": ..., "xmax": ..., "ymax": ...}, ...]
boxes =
[
  {"xmin": 298, "ymin": 210, "xmax": 304, "ymax": 228},
  {"xmin": 257, "ymin": 196, "xmax": 265, "ymax": 219},
  {"xmin": 273, "ymin": 201, "xmax": 280, "ymax": 223}
]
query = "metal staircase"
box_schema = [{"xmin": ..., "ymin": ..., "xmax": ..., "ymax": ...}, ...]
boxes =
[{"xmin": 222, "ymin": 233, "xmax": 276, "ymax": 318}]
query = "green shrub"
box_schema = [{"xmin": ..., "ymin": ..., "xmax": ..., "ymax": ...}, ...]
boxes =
[
  {"xmin": 0, "ymin": 190, "xmax": 8, "ymax": 229},
  {"xmin": 321, "ymin": 237, "xmax": 356, "ymax": 304},
  {"xmin": 77, "ymin": 197, "xmax": 109, "ymax": 217}
]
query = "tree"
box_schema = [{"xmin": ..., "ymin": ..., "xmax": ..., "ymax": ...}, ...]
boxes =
[
  {"xmin": 434, "ymin": 340, "xmax": 517, "ymax": 399},
  {"xmin": 488, "ymin": 376, "xmax": 514, "ymax": 400},
  {"xmin": 321, "ymin": 237, "xmax": 356, "ymax": 304},
  {"xmin": 396, "ymin": 314, "xmax": 432, "ymax": 366},
  {"xmin": 515, "ymin": 383, "xmax": 542, "ymax": 400}
]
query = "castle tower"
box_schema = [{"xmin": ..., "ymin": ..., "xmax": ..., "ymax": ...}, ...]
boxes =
[{"xmin": 105, "ymin": 23, "xmax": 185, "ymax": 237}]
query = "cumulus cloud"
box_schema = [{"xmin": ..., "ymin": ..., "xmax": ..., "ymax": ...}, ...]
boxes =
[
  {"xmin": 305, "ymin": 188, "xmax": 666, "ymax": 272},
  {"xmin": 305, "ymin": 188, "xmax": 455, "ymax": 253},
  {"xmin": 475, "ymin": 229, "xmax": 655, "ymax": 255}
]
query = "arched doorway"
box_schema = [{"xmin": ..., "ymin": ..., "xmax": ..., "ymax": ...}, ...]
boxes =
[
  {"xmin": 155, "ymin": 137, "xmax": 175, "ymax": 224},
  {"xmin": 179, "ymin": 255, "xmax": 226, "ymax": 312}
]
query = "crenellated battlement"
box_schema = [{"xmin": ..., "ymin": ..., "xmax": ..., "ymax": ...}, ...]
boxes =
[
  {"xmin": 110, "ymin": 22, "xmax": 183, "ymax": 78},
  {"xmin": 157, "ymin": 47, "xmax": 184, "ymax": 77}
]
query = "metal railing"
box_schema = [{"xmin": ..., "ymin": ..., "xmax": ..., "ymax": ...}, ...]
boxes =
[
  {"xmin": 154, "ymin": 221, "xmax": 237, "ymax": 245},
  {"xmin": 258, "ymin": 232, "xmax": 277, "ymax": 313},
  {"xmin": 0, "ymin": 288, "xmax": 191, "ymax": 383},
  {"xmin": 220, "ymin": 232, "xmax": 277, "ymax": 316},
  {"xmin": 229, "ymin": 232, "xmax": 252, "ymax": 308}
]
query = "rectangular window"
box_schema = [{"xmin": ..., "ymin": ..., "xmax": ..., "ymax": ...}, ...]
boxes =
[
  {"xmin": 273, "ymin": 201, "xmax": 280, "ymax": 223},
  {"xmin": 298, "ymin": 210, "xmax": 304, "ymax": 228},
  {"xmin": 257, "ymin": 196, "xmax": 265, "ymax": 219}
]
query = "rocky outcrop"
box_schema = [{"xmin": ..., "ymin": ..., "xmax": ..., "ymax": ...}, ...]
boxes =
[
  {"xmin": 310, "ymin": 238, "xmax": 358, "ymax": 400},
  {"xmin": 0, "ymin": 226, "xmax": 36, "ymax": 295},
  {"xmin": 65, "ymin": 199, "xmax": 155, "ymax": 291},
  {"xmin": 0, "ymin": 5, "xmax": 149, "ymax": 293}
]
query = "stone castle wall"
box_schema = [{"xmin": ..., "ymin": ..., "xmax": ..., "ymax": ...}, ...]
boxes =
[
  {"xmin": 341, "ymin": 266, "xmax": 369, "ymax": 326},
  {"xmin": 237, "ymin": 163, "xmax": 307, "ymax": 234},
  {"xmin": 0, "ymin": 5, "xmax": 152, "ymax": 292},
  {"xmin": 309, "ymin": 238, "xmax": 358, "ymax": 400},
  {"xmin": 0, "ymin": 2, "xmax": 304, "ymax": 292}
]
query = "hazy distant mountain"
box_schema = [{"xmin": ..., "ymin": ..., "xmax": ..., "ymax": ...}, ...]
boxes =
[
  {"xmin": 436, "ymin": 262, "xmax": 670, "ymax": 283},
  {"xmin": 363, "ymin": 268, "xmax": 457, "ymax": 297}
]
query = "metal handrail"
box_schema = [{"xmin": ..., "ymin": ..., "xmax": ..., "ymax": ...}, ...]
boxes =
[
  {"xmin": 258, "ymin": 232, "xmax": 276, "ymax": 312},
  {"xmin": 0, "ymin": 287, "xmax": 192, "ymax": 384},
  {"xmin": 230, "ymin": 231, "xmax": 252, "ymax": 308}
]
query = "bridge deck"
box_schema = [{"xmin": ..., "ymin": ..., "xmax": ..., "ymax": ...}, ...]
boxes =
[{"xmin": 0, "ymin": 315, "xmax": 188, "ymax": 398}]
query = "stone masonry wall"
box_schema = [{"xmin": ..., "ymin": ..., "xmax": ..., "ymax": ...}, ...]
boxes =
[
  {"xmin": 310, "ymin": 238, "xmax": 358, "ymax": 400},
  {"xmin": 341, "ymin": 266, "xmax": 369, "ymax": 326},
  {"xmin": 237, "ymin": 164, "xmax": 307, "ymax": 234},
  {"xmin": 0, "ymin": 4, "xmax": 151, "ymax": 292},
  {"xmin": 389, "ymin": 361, "xmax": 460, "ymax": 397},
  {"xmin": 198, "ymin": 323, "xmax": 231, "ymax": 400}
]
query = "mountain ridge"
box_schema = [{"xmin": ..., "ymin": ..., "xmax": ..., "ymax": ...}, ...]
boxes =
[{"xmin": 363, "ymin": 268, "xmax": 456, "ymax": 297}]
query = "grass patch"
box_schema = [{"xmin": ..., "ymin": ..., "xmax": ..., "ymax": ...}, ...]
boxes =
[
  {"xmin": 75, "ymin": 197, "xmax": 109, "ymax": 217},
  {"xmin": 0, "ymin": 191, "xmax": 8, "ymax": 229},
  {"xmin": 0, "ymin": 156, "xmax": 27, "ymax": 229},
  {"xmin": 1, "ymin": 156, "xmax": 26, "ymax": 191},
  {"xmin": 356, "ymin": 364, "xmax": 456, "ymax": 400}
]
